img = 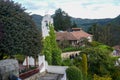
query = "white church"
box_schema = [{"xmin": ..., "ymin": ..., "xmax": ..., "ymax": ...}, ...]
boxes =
[{"xmin": 41, "ymin": 14, "xmax": 53, "ymax": 39}]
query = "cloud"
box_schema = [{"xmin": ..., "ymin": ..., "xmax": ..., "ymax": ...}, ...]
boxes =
[{"xmin": 13, "ymin": 0, "xmax": 120, "ymax": 19}]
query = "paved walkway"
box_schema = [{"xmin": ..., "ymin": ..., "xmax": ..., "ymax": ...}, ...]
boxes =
[{"xmin": 39, "ymin": 73, "xmax": 63, "ymax": 80}]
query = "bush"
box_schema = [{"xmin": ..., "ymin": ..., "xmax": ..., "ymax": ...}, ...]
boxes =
[
  {"xmin": 61, "ymin": 59, "xmax": 73, "ymax": 66},
  {"xmin": 62, "ymin": 46, "xmax": 83, "ymax": 52},
  {"xmin": 93, "ymin": 74, "xmax": 112, "ymax": 80},
  {"xmin": 66, "ymin": 66, "xmax": 82, "ymax": 80},
  {"xmin": 15, "ymin": 54, "xmax": 25, "ymax": 63},
  {"xmin": 52, "ymin": 48, "xmax": 62, "ymax": 65},
  {"xmin": 89, "ymin": 41, "xmax": 103, "ymax": 47}
]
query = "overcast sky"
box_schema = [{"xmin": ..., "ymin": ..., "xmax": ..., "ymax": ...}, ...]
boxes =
[{"xmin": 13, "ymin": 0, "xmax": 120, "ymax": 19}]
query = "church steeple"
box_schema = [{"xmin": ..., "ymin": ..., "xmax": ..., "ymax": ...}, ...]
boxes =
[{"xmin": 41, "ymin": 14, "xmax": 53, "ymax": 39}]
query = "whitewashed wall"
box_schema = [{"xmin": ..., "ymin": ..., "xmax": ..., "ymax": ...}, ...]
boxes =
[
  {"xmin": 41, "ymin": 14, "xmax": 53, "ymax": 39},
  {"xmin": 38, "ymin": 55, "xmax": 46, "ymax": 73},
  {"xmin": 38, "ymin": 55, "xmax": 68, "ymax": 80},
  {"xmin": 47, "ymin": 66, "xmax": 68, "ymax": 74}
]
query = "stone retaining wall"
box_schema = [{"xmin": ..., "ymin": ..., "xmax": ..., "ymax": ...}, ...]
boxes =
[{"xmin": 0, "ymin": 59, "xmax": 19, "ymax": 80}]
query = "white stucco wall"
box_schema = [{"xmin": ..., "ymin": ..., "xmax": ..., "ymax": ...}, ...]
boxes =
[
  {"xmin": 41, "ymin": 14, "xmax": 53, "ymax": 39},
  {"xmin": 87, "ymin": 36, "xmax": 92, "ymax": 42},
  {"xmin": 38, "ymin": 55, "xmax": 46, "ymax": 73},
  {"xmin": 38, "ymin": 55, "xmax": 68, "ymax": 80},
  {"xmin": 47, "ymin": 66, "xmax": 68, "ymax": 74}
]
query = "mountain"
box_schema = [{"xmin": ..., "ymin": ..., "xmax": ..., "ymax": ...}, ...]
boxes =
[
  {"xmin": 71, "ymin": 17, "xmax": 112, "ymax": 31},
  {"xmin": 31, "ymin": 14, "xmax": 119, "ymax": 31},
  {"xmin": 110, "ymin": 15, "xmax": 120, "ymax": 26},
  {"xmin": 31, "ymin": 14, "xmax": 43, "ymax": 31}
]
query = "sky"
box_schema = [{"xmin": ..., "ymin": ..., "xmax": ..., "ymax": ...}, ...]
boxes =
[{"xmin": 13, "ymin": 0, "xmax": 120, "ymax": 19}]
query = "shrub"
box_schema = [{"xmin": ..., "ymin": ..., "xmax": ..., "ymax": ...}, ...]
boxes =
[
  {"xmin": 61, "ymin": 59, "xmax": 73, "ymax": 66},
  {"xmin": 93, "ymin": 74, "xmax": 112, "ymax": 80},
  {"xmin": 82, "ymin": 54, "xmax": 88, "ymax": 79},
  {"xmin": 89, "ymin": 41, "xmax": 103, "ymax": 47},
  {"xmin": 62, "ymin": 46, "xmax": 82, "ymax": 52},
  {"xmin": 66, "ymin": 66, "xmax": 82, "ymax": 80},
  {"xmin": 15, "ymin": 54, "xmax": 25, "ymax": 63}
]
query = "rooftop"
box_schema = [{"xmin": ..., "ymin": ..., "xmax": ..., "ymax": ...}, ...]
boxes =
[{"xmin": 56, "ymin": 28, "xmax": 92, "ymax": 41}]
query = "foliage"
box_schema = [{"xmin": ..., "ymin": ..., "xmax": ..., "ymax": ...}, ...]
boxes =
[
  {"xmin": 42, "ymin": 36, "xmax": 52, "ymax": 64},
  {"xmin": 49, "ymin": 24, "xmax": 62, "ymax": 65},
  {"xmin": 62, "ymin": 46, "xmax": 83, "ymax": 52},
  {"xmin": 93, "ymin": 74, "xmax": 112, "ymax": 80},
  {"xmin": 82, "ymin": 54, "xmax": 88, "ymax": 78},
  {"xmin": 89, "ymin": 41, "xmax": 103, "ymax": 47},
  {"xmin": 42, "ymin": 24, "xmax": 61, "ymax": 65},
  {"xmin": 66, "ymin": 66, "xmax": 82, "ymax": 80},
  {"xmin": 53, "ymin": 8, "xmax": 72, "ymax": 31},
  {"xmin": 14, "ymin": 54, "xmax": 25, "ymax": 63},
  {"xmin": 0, "ymin": 0, "xmax": 42, "ymax": 59},
  {"xmin": 71, "ymin": 21, "xmax": 77, "ymax": 28},
  {"xmin": 88, "ymin": 18, "xmax": 120, "ymax": 46},
  {"xmin": 61, "ymin": 59, "xmax": 73, "ymax": 66},
  {"xmin": 58, "ymin": 40, "xmax": 70, "ymax": 49},
  {"xmin": 52, "ymin": 48, "xmax": 62, "ymax": 65},
  {"xmin": 31, "ymin": 14, "xmax": 42, "ymax": 31},
  {"xmin": 80, "ymin": 44, "xmax": 114, "ymax": 76},
  {"xmin": 110, "ymin": 66, "xmax": 120, "ymax": 80}
]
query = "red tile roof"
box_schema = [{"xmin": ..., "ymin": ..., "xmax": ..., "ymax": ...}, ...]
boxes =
[
  {"xmin": 56, "ymin": 31, "xmax": 77, "ymax": 40},
  {"xmin": 56, "ymin": 29, "xmax": 92, "ymax": 41},
  {"xmin": 70, "ymin": 30, "xmax": 92, "ymax": 40}
]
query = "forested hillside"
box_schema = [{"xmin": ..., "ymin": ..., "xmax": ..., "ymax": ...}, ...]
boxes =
[
  {"xmin": 31, "ymin": 14, "xmax": 42, "ymax": 31},
  {"xmin": 88, "ymin": 15, "xmax": 120, "ymax": 46},
  {"xmin": 31, "ymin": 14, "xmax": 112, "ymax": 31}
]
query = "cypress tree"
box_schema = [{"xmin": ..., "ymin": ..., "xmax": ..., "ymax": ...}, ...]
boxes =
[{"xmin": 82, "ymin": 54, "xmax": 88, "ymax": 79}]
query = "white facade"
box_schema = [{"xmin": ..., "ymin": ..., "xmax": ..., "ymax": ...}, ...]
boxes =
[
  {"xmin": 38, "ymin": 55, "xmax": 68, "ymax": 80},
  {"xmin": 41, "ymin": 14, "xmax": 53, "ymax": 39},
  {"xmin": 87, "ymin": 36, "xmax": 92, "ymax": 42}
]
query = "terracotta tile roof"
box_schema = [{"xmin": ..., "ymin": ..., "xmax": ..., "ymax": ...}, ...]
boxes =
[
  {"xmin": 70, "ymin": 30, "xmax": 92, "ymax": 40},
  {"xmin": 56, "ymin": 29, "xmax": 92, "ymax": 41},
  {"xmin": 113, "ymin": 45, "xmax": 120, "ymax": 51},
  {"xmin": 56, "ymin": 31, "xmax": 77, "ymax": 40}
]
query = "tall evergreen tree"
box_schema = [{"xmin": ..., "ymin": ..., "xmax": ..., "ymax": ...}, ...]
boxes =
[
  {"xmin": 0, "ymin": 0, "xmax": 42, "ymax": 59},
  {"xmin": 72, "ymin": 21, "xmax": 77, "ymax": 28},
  {"xmin": 53, "ymin": 8, "xmax": 72, "ymax": 31},
  {"xmin": 82, "ymin": 54, "xmax": 88, "ymax": 79},
  {"xmin": 42, "ymin": 24, "xmax": 61, "ymax": 65}
]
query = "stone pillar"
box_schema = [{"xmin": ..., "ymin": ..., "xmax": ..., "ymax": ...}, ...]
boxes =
[{"xmin": 0, "ymin": 59, "xmax": 19, "ymax": 80}]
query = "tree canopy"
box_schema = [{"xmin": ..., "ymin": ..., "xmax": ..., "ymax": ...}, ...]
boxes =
[
  {"xmin": 0, "ymin": 0, "xmax": 42, "ymax": 59},
  {"xmin": 53, "ymin": 8, "xmax": 72, "ymax": 31}
]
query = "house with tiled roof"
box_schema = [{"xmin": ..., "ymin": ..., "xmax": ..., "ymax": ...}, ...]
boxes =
[
  {"xmin": 56, "ymin": 28, "xmax": 93, "ymax": 46},
  {"xmin": 113, "ymin": 45, "xmax": 120, "ymax": 56}
]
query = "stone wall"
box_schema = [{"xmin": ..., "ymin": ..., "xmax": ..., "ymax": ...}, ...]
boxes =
[{"xmin": 0, "ymin": 59, "xmax": 19, "ymax": 80}]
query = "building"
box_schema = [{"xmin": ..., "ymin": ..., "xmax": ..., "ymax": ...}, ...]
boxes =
[
  {"xmin": 113, "ymin": 45, "xmax": 120, "ymax": 56},
  {"xmin": 41, "ymin": 14, "xmax": 53, "ymax": 39},
  {"xmin": 41, "ymin": 14, "xmax": 92, "ymax": 46},
  {"xmin": 56, "ymin": 28, "xmax": 92, "ymax": 46}
]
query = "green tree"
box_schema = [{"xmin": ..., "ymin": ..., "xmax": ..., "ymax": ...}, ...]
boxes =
[
  {"xmin": 42, "ymin": 24, "xmax": 61, "ymax": 65},
  {"xmin": 53, "ymin": 8, "xmax": 72, "ymax": 31},
  {"xmin": 0, "ymin": 0, "xmax": 42, "ymax": 59},
  {"xmin": 42, "ymin": 36, "xmax": 52, "ymax": 64},
  {"xmin": 66, "ymin": 66, "xmax": 82, "ymax": 80},
  {"xmin": 49, "ymin": 24, "xmax": 62, "ymax": 65},
  {"xmin": 72, "ymin": 21, "xmax": 77, "ymax": 28},
  {"xmin": 80, "ymin": 45, "xmax": 114, "ymax": 76},
  {"xmin": 82, "ymin": 54, "xmax": 88, "ymax": 79}
]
